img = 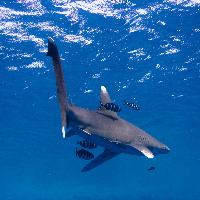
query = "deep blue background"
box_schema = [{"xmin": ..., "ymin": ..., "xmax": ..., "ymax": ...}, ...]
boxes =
[{"xmin": 0, "ymin": 0, "xmax": 200, "ymax": 199}]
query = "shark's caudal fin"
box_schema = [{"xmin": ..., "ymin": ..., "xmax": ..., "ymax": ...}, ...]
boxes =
[{"xmin": 46, "ymin": 37, "xmax": 69, "ymax": 138}]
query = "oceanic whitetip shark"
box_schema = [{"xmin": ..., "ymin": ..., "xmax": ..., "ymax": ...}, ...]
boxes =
[{"xmin": 46, "ymin": 37, "xmax": 170, "ymax": 172}]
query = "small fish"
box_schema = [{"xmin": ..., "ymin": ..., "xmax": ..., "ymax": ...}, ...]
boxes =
[
  {"xmin": 76, "ymin": 148, "xmax": 94, "ymax": 160},
  {"xmin": 101, "ymin": 102, "xmax": 122, "ymax": 112},
  {"xmin": 77, "ymin": 140, "xmax": 97, "ymax": 149},
  {"xmin": 148, "ymin": 167, "xmax": 155, "ymax": 171},
  {"xmin": 123, "ymin": 100, "xmax": 140, "ymax": 110}
]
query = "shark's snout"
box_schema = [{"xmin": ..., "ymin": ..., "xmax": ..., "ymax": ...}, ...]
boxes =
[{"xmin": 152, "ymin": 146, "xmax": 170, "ymax": 156}]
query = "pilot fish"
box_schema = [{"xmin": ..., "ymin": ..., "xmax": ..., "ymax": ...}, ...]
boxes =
[
  {"xmin": 77, "ymin": 140, "xmax": 97, "ymax": 149},
  {"xmin": 76, "ymin": 148, "xmax": 94, "ymax": 160},
  {"xmin": 101, "ymin": 102, "xmax": 122, "ymax": 112},
  {"xmin": 148, "ymin": 167, "xmax": 155, "ymax": 171},
  {"xmin": 123, "ymin": 100, "xmax": 140, "ymax": 110}
]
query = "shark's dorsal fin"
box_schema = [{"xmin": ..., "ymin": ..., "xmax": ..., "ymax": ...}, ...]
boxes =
[
  {"xmin": 81, "ymin": 149, "xmax": 120, "ymax": 172},
  {"xmin": 100, "ymin": 86, "xmax": 111, "ymax": 104},
  {"xmin": 96, "ymin": 86, "xmax": 118, "ymax": 119},
  {"xmin": 130, "ymin": 142, "xmax": 154, "ymax": 158}
]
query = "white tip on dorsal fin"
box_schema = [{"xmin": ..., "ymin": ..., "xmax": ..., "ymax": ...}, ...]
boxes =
[
  {"xmin": 101, "ymin": 86, "xmax": 107, "ymax": 94},
  {"xmin": 100, "ymin": 86, "xmax": 111, "ymax": 104}
]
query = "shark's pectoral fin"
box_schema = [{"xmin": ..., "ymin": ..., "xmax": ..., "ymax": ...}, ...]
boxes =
[
  {"xmin": 130, "ymin": 142, "xmax": 154, "ymax": 158},
  {"xmin": 81, "ymin": 149, "xmax": 120, "ymax": 172},
  {"xmin": 96, "ymin": 86, "xmax": 119, "ymax": 119}
]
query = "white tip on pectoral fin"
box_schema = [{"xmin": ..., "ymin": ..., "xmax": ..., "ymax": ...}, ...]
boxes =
[
  {"xmin": 141, "ymin": 149, "xmax": 154, "ymax": 158},
  {"xmin": 62, "ymin": 126, "xmax": 66, "ymax": 138},
  {"xmin": 130, "ymin": 142, "xmax": 154, "ymax": 158}
]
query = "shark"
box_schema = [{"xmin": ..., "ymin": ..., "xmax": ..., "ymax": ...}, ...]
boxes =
[{"xmin": 46, "ymin": 37, "xmax": 170, "ymax": 172}]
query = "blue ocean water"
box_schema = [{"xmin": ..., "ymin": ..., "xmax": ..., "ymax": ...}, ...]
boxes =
[{"xmin": 0, "ymin": 0, "xmax": 200, "ymax": 199}]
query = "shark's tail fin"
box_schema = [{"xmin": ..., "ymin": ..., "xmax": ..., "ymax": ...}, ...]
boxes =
[
  {"xmin": 46, "ymin": 37, "xmax": 69, "ymax": 138},
  {"xmin": 123, "ymin": 100, "xmax": 126, "ymax": 105}
]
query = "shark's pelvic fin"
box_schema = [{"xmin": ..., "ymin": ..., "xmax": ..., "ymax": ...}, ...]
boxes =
[
  {"xmin": 46, "ymin": 37, "xmax": 69, "ymax": 138},
  {"xmin": 130, "ymin": 142, "xmax": 154, "ymax": 158},
  {"xmin": 81, "ymin": 149, "xmax": 120, "ymax": 172}
]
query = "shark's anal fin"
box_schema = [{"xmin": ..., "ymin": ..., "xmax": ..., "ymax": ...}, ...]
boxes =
[
  {"xmin": 130, "ymin": 142, "xmax": 154, "ymax": 158},
  {"xmin": 81, "ymin": 149, "xmax": 120, "ymax": 172},
  {"xmin": 47, "ymin": 37, "xmax": 69, "ymax": 138}
]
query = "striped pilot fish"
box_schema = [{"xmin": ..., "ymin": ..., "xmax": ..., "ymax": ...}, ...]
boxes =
[
  {"xmin": 77, "ymin": 140, "xmax": 97, "ymax": 149},
  {"xmin": 123, "ymin": 100, "xmax": 140, "ymax": 110},
  {"xmin": 76, "ymin": 148, "xmax": 94, "ymax": 160},
  {"xmin": 100, "ymin": 102, "xmax": 122, "ymax": 112}
]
